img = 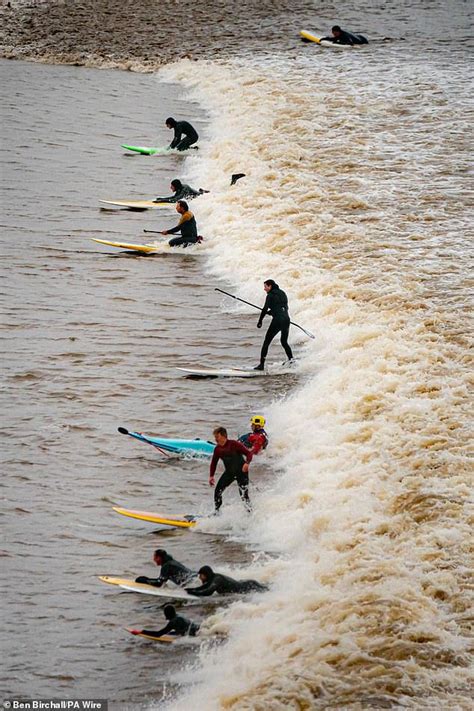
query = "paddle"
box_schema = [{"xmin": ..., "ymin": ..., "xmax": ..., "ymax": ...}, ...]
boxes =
[
  {"xmin": 143, "ymin": 229, "xmax": 164, "ymax": 235},
  {"xmin": 215, "ymin": 288, "xmax": 315, "ymax": 339},
  {"xmin": 117, "ymin": 427, "xmax": 171, "ymax": 458}
]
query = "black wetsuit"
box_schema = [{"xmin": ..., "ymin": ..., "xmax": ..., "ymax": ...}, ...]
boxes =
[
  {"xmin": 322, "ymin": 29, "xmax": 368, "ymax": 45},
  {"xmin": 155, "ymin": 184, "xmax": 203, "ymax": 203},
  {"xmin": 167, "ymin": 210, "xmax": 199, "ymax": 247},
  {"xmin": 258, "ymin": 287, "xmax": 293, "ymax": 365},
  {"xmin": 142, "ymin": 614, "xmax": 200, "ymax": 638},
  {"xmin": 135, "ymin": 553, "xmax": 195, "ymax": 587},
  {"xmin": 170, "ymin": 121, "xmax": 199, "ymax": 151},
  {"xmin": 186, "ymin": 572, "xmax": 268, "ymax": 597},
  {"xmin": 210, "ymin": 440, "xmax": 253, "ymax": 512}
]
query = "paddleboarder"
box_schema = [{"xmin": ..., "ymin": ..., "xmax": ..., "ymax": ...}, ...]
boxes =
[
  {"xmin": 135, "ymin": 549, "xmax": 196, "ymax": 587},
  {"xmin": 159, "ymin": 200, "xmax": 200, "ymax": 247},
  {"xmin": 254, "ymin": 279, "xmax": 294, "ymax": 371},
  {"xmin": 321, "ymin": 25, "xmax": 368, "ymax": 45},
  {"xmin": 209, "ymin": 426, "xmax": 253, "ymax": 513},
  {"xmin": 129, "ymin": 604, "xmax": 200, "ymax": 638},
  {"xmin": 186, "ymin": 566, "xmax": 268, "ymax": 596},
  {"xmin": 154, "ymin": 178, "xmax": 208, "ymax": 203},
  {"xmin": 166, "ymin": 117, "xmax": 199, "ymax": 151},
  {"xmin": 239, "ymin": 415, "xmax": 269, "ymax": 455}
]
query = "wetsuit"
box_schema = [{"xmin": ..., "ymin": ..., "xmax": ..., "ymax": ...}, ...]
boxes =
[
  {"xmin": 142, "ymin": 614, "xmax": 200, "ymax": 638},
  {"xmin": 322, "ymin": 29, "xmax": 368, "ymax": 45},
  {"xmin": 258, "ymin": 287, "xmax": 293, "ymax": 365},
  {"xmin": 210, "ymin": 439, "xmax": 253, "ymax": 512},
  {"xmin": 135, "ymin": 553, "xmax": 195, "ymax": 587},
  {"xmin": 167, "ymin": 210, "xmax": 199, "ymax": 247},
  {"xmin": 238, "ymin": 429, "xmax": 269, "ymax": 455},
  {"xmin": 154, "ymin": 183, "xmax": 203, "ymax": 203},
  {"xmin": 186, "ymin": 572, "xmax": 268, "ymax": 597},
  {"xmin": 169, "ymin": 121, "xmax": 199, "ymax": 151}
]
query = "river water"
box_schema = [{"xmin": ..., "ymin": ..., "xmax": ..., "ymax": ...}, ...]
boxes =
[{"xmin": 2, "ymin": 0, "xmax": 473, "ymax": 709}]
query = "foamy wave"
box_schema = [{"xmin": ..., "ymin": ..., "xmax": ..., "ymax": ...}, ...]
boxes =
[{"xmin": 157, "ymin": 57, "xmax": 472, "ymax": 709}]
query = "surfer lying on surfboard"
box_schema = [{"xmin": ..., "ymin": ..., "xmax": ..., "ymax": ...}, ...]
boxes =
[
  {"xmin": 153, "ymin": 173, "xmax": 245, "ymax": 204},
  {"xmin": 186, "ymin": 566, "xmax": 268, "ymax": 596},
  {"xmin": 129, "ymin": 604, "xmax": 200, "ymax": 639},
  {"xmin": 135, "ymin": 549, "xmax": 196, "ymax": 587},
  {"xmin": 166, "ymin": 117, "xmax": 199, "ymax": 152},
  {"xmin": 158, "ymin": 200, "xmax": 202, "ymax": 247},
  {"xmin": 321, "ymin": 25, "xmax": 368, "ymax": 45},
  {"xmin": 153, "ymin": 178, "xmax": 209, "ymax": 204}
]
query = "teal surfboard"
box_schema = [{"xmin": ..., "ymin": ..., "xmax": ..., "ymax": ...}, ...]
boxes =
[{"xmin": 118, "ymin": 427, "xmax": 215, "ymax": 457}]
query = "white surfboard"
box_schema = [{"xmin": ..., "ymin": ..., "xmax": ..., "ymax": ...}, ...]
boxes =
[
  {"xmin": 176, "ymin": 364, "xmax": 293, "ymax": 378},
  {"xmin": 99, "ymin": 199, "xmax": 171, "ymax": 209}
]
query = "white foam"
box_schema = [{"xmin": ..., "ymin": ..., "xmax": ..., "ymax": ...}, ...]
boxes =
[{"xmin": 156, "ymin": 56, "xmax": 473, "ymax": 709}]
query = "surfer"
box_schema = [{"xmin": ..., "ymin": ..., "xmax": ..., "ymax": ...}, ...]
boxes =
[
  {"xmin": 321, "ymin": 25, "xmax": 368, "ymax": 45},
  {"xmin": 210, "ymin": 426, "xmax": 253, "ymax": 513},
  {"xmin": 129, "ymin": 604, "xmax": 200, "ymax": 638},
  {"xmin": 186, "ymin": 566, "xmax": 268, "ymax": 596},
  {"xmin": 238, "ymin": 415, "xmax": 269, "ymax": 455},
  {"xmin": 154, "ymin": 178, "xmax": 208, "ymax": 204},
  {"xmin": 254, "ymin": 279, "xmax": 294, "ymax": 371},
  {"xmin": 159, "ymin": 200, "xmax": 200, "ymax": 247},
  {"xmin": 135, "ymin": 549, "xmax": 195, "ymax": 587},
  {"xmin": 166, "ymin": 117, "xmax": 199, "ymax": 151}
]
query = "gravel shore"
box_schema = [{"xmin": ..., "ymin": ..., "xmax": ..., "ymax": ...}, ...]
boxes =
[{"xmin": 1, "ymin": 0, "xmax": 315, "ymax": 70}]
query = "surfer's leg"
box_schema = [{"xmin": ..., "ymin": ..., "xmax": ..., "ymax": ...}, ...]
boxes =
[
  {"xmin": 214, "ymin": 470, "xmax": 235, "ymax": 511},
  {"xmin": 258, "ymin": 319, "xmax": 280, "ymax": 367},
  {"xmin": 279, "ymin": 319, "xmax": 293, "ymax": 360},
  {"xmin": 236, "ymin": 471, "xmax": 251, "ymax": 512},
  {"xmin": 169, "ymin": 236, "xmax": 187, "ymax": 247},
  {"xmin": 176, "ymin": 137, "xmax": 196, "ymax": 152}
]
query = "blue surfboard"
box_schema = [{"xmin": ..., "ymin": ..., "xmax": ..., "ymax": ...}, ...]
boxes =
[{"xmin": 118, "ymin": 427, "xmax": 215, "ymax": 457}]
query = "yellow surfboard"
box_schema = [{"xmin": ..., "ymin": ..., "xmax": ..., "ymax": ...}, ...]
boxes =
[
  {"xmin": 99, "ymin": 575, "xmax": 156, "ymax": 588},
  {"xmin": 300, "ymin": 30, "xmax": 355, "ymax": 48},
  {"xmin": 125, "ymin": 628, "xmax": 175, "ymax": 643},
  {"xmin": 91, "ymin": 239, "xmax": 160, "ymax": 254},
  {"xmin": 112, "ymin": 506, "xmax": 197, "ymax": 528},
  {"xmin": 99, "ymin": 200, "xmax": 170, "ymax": 210}
]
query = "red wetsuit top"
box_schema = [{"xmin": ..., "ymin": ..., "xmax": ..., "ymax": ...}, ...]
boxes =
[
  {"xmin": 210, "ymin": 439, "xmax": 253, "ymax": 477},
  {"xmin": 238, "ymin": 428, "xmax": 269, "ymax": 455}
]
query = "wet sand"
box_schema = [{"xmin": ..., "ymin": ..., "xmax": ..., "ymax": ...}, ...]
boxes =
[{"xmin": 1, "ymin": 0, "xmax": 315, "ymax": 69}]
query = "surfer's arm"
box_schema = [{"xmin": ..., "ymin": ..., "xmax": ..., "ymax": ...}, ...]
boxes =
[
  {"xmin": 170, "ymin": 127, "xmax": 182, "ymax": 149},
  {"xmin": 234, "ymin": 440, "xmax": 253, "ymax": 464},
  {"xmin": 167, "ymin": 212, "xmax": 192, "ymax": 235},
  {"xmin": 209, "ymin": 449, "xmax": 220, "ymax": 480},
  {"xmin": 185, "ymin": 582, "xmax": 216, "ymax": 597},
  {"xmin": 257, "ymin": 294, "xmax": 271, "ymax": 327},
  {"xmin": 153, "ymin": 195, "xmax": 177, "ymax": 203},
  {"xmin": 142, "ymin": 622, "xmax": 174, "ymax": 638},
  {"xmin": 135, "ymin": 576, "xmax": 164, "ymax": 587}
]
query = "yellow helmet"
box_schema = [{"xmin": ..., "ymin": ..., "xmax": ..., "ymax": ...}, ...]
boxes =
[{"xmin": 251, "ymin": 415, "xmax": 265, "ymax": 428}]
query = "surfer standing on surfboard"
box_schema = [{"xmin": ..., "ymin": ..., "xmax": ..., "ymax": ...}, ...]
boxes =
[
  {"xmin": 254, "ymin": 279, "xmax": 295, "ymax": 371},
  {"xmin": 165, "ymin": 117, "xmax": 199, "ymax": 151},
  {"xmin": 209, "ymin": 427, "xmax": 253, "ymax": 513},
  {"xmin": 321, "ymin": 25, "xmax": 368, "ymax": 45},
  {"xmin": 159, "ymin": 200, "xmax": 201, "ymax": 247}
]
